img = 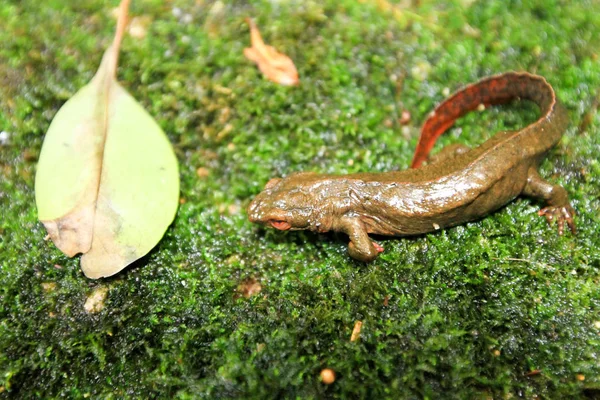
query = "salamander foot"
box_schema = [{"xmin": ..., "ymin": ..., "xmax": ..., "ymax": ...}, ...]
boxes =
[{"xmin": 538, "ymin": 205, "xmax": 576, "ymax": 235}]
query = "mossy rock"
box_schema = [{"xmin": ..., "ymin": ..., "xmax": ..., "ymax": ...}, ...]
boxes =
[{"xmin": 1, "ymin": 0, "xmax": 599, "ymax": 398}]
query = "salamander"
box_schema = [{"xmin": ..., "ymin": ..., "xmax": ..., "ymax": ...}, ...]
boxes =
[{"xmin": 247, "ymin": 72, "xmax": 575, "ymax": 262}]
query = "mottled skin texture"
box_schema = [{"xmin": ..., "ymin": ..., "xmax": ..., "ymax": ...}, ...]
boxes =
[{"xmin": 248, "ymin": 72, "xmax": 575, "ymax": 262}]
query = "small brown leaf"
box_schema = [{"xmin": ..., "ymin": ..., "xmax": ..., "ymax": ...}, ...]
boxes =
[{"xmin": 244, "ymin": 18, "xmax": 299, "ymax": 86}]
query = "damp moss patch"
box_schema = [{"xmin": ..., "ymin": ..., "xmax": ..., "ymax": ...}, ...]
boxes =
[{"xmin": 1, "ymin": 0, "xmax": 600, "ymax": 398}]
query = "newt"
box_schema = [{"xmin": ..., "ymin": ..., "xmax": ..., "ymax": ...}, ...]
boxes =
[{"xmin": 247, "ymin": 72, "xmax": 575, "ymax": 262}]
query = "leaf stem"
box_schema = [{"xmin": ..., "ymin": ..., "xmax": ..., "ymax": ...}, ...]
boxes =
[{"xmin": 110, "ymin": 0, "xmax": 131, "ymax": 78}]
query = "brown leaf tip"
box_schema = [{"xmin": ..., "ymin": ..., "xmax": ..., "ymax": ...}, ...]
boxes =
[{"xmin": 244, "ymin": 18, "xmax": 299, "ymax": 86}]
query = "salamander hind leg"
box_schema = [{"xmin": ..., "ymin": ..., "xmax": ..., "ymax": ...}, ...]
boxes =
[
  {"xmin": 337, "ymin": 217, "xmax": 384, "ymax": 262},
  {"xmin": 523, "ymin": 168, "xmax": 576, "ymax": 235}
]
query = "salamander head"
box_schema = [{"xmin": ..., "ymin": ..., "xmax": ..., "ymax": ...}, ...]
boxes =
[{"xmin": 247, "ymin": 172, "xmax": 331, "ymax": 232}]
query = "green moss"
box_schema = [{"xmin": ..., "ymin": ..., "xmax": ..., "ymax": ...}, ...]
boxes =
[{"xmin": 1, "ymin": 0, "xmax": 600, "ymax": 398}]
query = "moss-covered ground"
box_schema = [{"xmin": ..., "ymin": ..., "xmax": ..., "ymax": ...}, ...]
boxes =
[{"xmin": 1, "ymin": 0, "xmax": 600, "ymax": 398}]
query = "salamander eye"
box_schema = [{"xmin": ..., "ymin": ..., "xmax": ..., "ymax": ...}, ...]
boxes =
[{"xmin": 270, "ymin": 220, "xmax": 291, "ymax": 230}]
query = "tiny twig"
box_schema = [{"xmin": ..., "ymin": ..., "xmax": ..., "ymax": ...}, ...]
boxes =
[
  {"xmin": 524, "ymin": 369, "xmax": 542, "ymax": 377},
  {"xmin": 350, "ymin": 321, "xmax": 363, "ymax": 342}
]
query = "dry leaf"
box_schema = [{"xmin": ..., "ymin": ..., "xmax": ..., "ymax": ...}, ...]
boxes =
[
  {"xmin": 243, "ymin": 18, "xmax": 299, "ymax": 86},
  {"xmin": 35, "ymin": 0, "xmax": 179, "ymax": 279}
]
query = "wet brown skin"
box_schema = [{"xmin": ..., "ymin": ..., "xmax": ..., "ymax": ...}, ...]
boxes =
[{"xmin": 248, "ymin": 72, "xmax": 575, "ymax": 262}]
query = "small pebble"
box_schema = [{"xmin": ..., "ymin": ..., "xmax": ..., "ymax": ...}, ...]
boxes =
[
  {"xmin": 0, "ymin": 131, "xmax": 9, "ymax": 145},
  {"xmin": 399, "ymin": 110, "xmax": 411, "ymax": 125},
  {"xmin": 320, "ymin": 368, "xmax": 335, "ymax": 384}
]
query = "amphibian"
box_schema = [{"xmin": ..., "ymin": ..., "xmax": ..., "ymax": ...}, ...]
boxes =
[{"xmin": 248, "ymin": 72, "xmax": 575, "ymax": 262}]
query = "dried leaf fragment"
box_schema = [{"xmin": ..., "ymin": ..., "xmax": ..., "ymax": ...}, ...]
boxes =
[
  {"xmin": 237, "ymin": 278, "xmax": 262, "ymax": 298},
  {"xmin": 84, "ymin": 286, "xmax": 109, "ymax": 314},
  {"xmin": 244, "ymin": 18, "xmax": 299, "ymax": 86},
  {"xmin": 350, "ymin": 320, "xmax": 363, "ymax": 342}
]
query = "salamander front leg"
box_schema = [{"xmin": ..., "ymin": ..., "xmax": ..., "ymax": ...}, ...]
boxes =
[
  {"xmin": 523, "ymin": 168, "xmax": 576, "ymax": 235},
  {"xmin": 337, "ymin": 217, "xmax": 384, "ymax": 262}
]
